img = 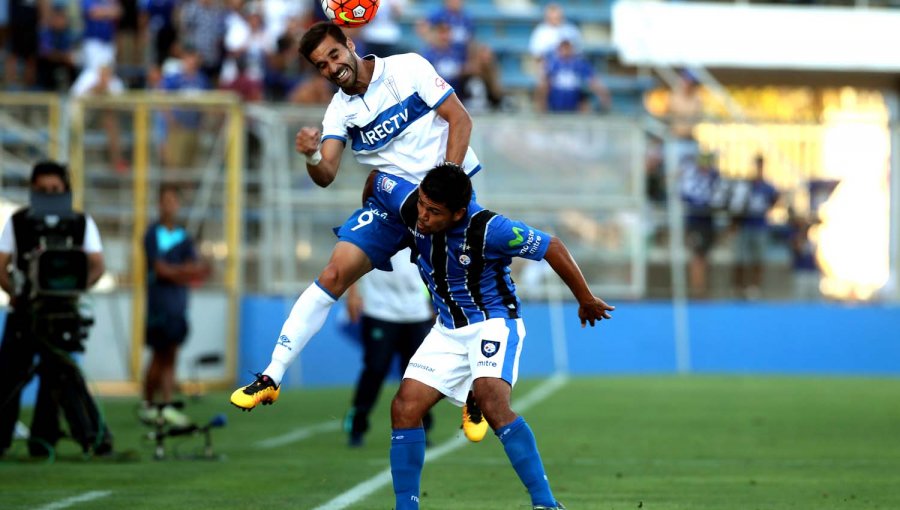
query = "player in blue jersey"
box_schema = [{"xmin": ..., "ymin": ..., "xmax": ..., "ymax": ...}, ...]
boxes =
[
  {"xmin": 230, "ymin": 22, "xmax": 488, "ymax": 435},
  {"xmin": 381, "ymin": 164, "xmax": 614, "ymax": 510}
]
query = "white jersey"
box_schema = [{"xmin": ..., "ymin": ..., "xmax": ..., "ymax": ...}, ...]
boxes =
[
  {"xmin": 321, "ymin": 53, "xmax": 481, "ymax": 184},
  {"xmin": 358, "ymin": 248, "xmax": 434, "ymax": 323}
]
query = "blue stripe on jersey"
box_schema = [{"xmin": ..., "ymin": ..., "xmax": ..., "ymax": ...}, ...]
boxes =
[
  {"xmin": 432, "ymin": 88, "xmax": 454, "ymax": 110},
  {"xmin": 500, "ymin": 318, "xmax": 520, "ymax": 384},
  {"xmin": 468, "ymin": 164, "xmax": 482, "ymax": 178},
  {"xmin": 322, "ymin": 134, "xmax": 347, "ymax": 144},
  {"xmin": 464, "ymin": 210, "xmax": 495, "ymax": 322},
  {"xmin": 430, "ymin": 232, "xmax": 470, "ymax": 328},
  {"xmin": 413, "ymin": 207, "xmax": 526, "ymax": 329},
  {"xmin": 347, "ymin": 93, "xmax": 432, "ymax": 153}
]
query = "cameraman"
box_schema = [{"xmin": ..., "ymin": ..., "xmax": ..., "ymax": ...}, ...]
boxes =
[{"xmin": 0, "ymin": 161, "xmax": 112, "ymax": 457}]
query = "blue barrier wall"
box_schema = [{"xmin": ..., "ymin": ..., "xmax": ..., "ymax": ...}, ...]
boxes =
[
  {"xmin": 4, "ymin": 298, "xmax": 898, "ymax": 409},
  {"xmin": 238, "ymin": 297, "xmax": 900, "ymax": 387}
]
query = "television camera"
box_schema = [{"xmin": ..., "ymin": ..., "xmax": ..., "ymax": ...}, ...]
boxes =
[{"xmin": 18, "ymin": 190, "xmax": 94, "ymax": 351}]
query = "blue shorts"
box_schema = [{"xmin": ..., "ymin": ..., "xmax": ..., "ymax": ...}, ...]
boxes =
[{"xmin": 335, "ymin": 172, "xmax": 418, "ymax": 271}]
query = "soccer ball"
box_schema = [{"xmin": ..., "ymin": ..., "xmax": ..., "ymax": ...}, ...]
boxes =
[{"xmin": 321, "ymin": 0, "xmax": 380, "ymax": 26}]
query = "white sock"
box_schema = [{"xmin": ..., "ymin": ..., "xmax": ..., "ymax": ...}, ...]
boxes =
[{"xmin": 264, "ymin": 282, "xmax": 336, "ymax": 385}]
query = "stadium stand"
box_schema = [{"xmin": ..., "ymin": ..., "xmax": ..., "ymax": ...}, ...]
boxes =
[{"xmin": 396, "ymin": 0, "xmax": 654, "ymax": 112}]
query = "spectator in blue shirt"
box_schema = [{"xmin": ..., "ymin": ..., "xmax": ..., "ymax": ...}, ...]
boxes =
[
  {"xmin": 161, "ymin": 46, "xmax": 210, "ymax": 169},
  {"xmin": 81, "ymin": 0, "xmax": 122, "ymax": 70},
  {"xmin": 423, "ymin": 0, "xmax": 474, "ymax": 54},
  {"xmin": 37, "ymin": 5, "xmax": 76, "ymax": 91},
  {"xmin": 731, "ymin": 154, "xmax": 779, "ymax": 299},
  {"xmin": 418, "ymin": 0, "xmax": 503, "ymax": 110},
  {"xmin": 789, "ymin": 211, "xmax": 821, "ymax": 301},
  {"xmin": 422, "ymin": 22, "xmax": 469, "ymax": 101},
  {"xmin": 680, "ymin": 152, "xmax": 722, "ymax": 298},
  {"xmin": 536, "ymin": 39, "xmax": 610, "ymax": 113},
  {"xmin": 139, "ymin": 0, "xmax": 179, "ymax": 66},
  {"xmin": 179, "ymin": 0, "xmax": 227, "ymax": 84}
]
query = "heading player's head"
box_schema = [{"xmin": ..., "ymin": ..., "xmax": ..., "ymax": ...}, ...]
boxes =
[
  {"xmin": 299, "ymin": 22, "xmax": 362, "ymax": 91},
  {"xmin": 30, "ymin": 160, "xmax": 70, "ymax": 194},
  {"xmin": 416, "ymin": 164, "xmax": 472, "ymax": 235}
]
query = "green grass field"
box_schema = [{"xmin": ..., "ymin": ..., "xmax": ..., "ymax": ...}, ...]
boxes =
[{"xmin": 2, "ymin": 375, "xmax": 899, "ymax": 509}]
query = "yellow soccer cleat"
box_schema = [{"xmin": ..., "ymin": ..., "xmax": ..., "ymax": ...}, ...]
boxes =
[
  {"xmin": 230, "ymin": 373, "xmax": 280, "ymax": 411},
  {"xmin": 461, "ymin": 391, "xmax": 488, "ymax": 442}
]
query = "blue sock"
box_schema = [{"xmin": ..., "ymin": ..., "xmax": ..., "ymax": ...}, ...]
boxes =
[
  {"xmin": 390, "ymin": 427, "xmax": 426, "ymax": 510},
  {"xmin": 496, "ymin": 416, "xmax": 556, "ymax": 507}
]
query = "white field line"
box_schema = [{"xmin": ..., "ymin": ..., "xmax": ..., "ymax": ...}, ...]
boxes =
[
  {"xmin": 312, "ymin": 374, "xmax": 569, "ymax": 510},
  {"xmin": 32, "ymin": 490, "xmax": 112, "ymax": 510},
  {"xmin": 255, "ymin": 420, "xmax": 342, "ymax": 449}
]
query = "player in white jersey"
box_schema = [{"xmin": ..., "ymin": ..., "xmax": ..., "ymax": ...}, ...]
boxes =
[{"xmin": 231, "ymin": 23, "xmax": 486, "ymax": 437}]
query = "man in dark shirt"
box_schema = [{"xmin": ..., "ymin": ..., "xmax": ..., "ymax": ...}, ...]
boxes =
[
  {"xmin": 36, "ymin": 5, "xmax": 76, "ymax": 91},
  {"xmin": 140, "ymin": 184, "xmax": 209, "ymax": 426}
]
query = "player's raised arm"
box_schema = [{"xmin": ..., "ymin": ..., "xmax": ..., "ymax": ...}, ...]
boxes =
[
  {"xmin": 434, "ymin": 93, "xmax": 472, "ymax": 165},
  {"xmin": 542, "ymin": 236, "xmax": 615, "ymax": 327},
  {"xmin": 295, "ymin": 127, "xmax": 344, "ymax": 187}
]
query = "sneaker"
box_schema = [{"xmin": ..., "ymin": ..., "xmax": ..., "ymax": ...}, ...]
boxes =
[
  {"xmin": 14, "ymin": 421, "xmax": 29, "ymax": 440},
  {"xmin": 533, "ymin": 503, "xmax": 566, "ymax": 510},
  {"xmin": 461, "ymin": 391, "xmax": 488, "ymax": 442},
  {"xmin": 138, "ymin": 404, "xmax": 158, "ymax": 425},
  {"xmin": 161, "ymin": 405, "xmax": 192, "ymax": 428},
  {"xmin": 230, "ymin": 373, "xmax": 280, "ymax": 411},
  {"xmin": 348, "ymin": 433, "xmax": 364, "ymax": 448}
]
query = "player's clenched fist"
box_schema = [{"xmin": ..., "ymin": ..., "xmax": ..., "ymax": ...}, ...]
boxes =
[{"xmin": 295, "ymin": 127, "xmax": 322, "ymax": 157}]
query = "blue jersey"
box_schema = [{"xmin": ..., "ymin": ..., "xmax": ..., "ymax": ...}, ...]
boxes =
[
  {"xmin": 422, "ymin": 44, "xmax": 467, "ymax": 93},
  {"xmin": 82, "ymin": 0, "xmax": 116, "ymax": 42},
  {"xmin": 39, "ymin": 26, "xmax": 73, "ymax": 56},
  {"xmin": 381, "ymin": 176, "xmax": 551, "ymax": 329},
  {"xmin": 742, "ymin": 180, "xmax": 778, "ymax": 228},
  {"xmin": 140, "ymin": 0, "xmax": 177, "ymax": 31},
  {"xmin": 680, "ymin": 165, "xmax": 720, "ymax": 218},
  {"xmin": 144, "ymin": 222, "xmax": 197, "ymax": 322},
  {"xmin": 427, "ymin": 7, "xmax": 474, "ymax": 53},
  {"xmin": 161, "ymin": 71, "xmax": 210, "ymax": 128},
  {"xmin": 545, "ymin": 54, "xmax": 594, "ymax": 112}
]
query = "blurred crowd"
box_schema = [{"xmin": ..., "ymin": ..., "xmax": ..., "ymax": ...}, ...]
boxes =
[{"xmin": 0, "ymin": 0, "xmax": 614, "ymax": 114}]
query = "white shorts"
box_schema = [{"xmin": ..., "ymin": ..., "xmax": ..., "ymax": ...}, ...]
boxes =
[
  {"xmin": 82, "ymin": 39, "xmax": 116, "ymax": 70},
  {"xmin": 403, "ymin": 317, "xmax": 525, "ymax": 406}
]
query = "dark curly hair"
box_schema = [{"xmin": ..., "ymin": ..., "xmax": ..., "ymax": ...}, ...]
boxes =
[
  {"xmin": 420, "ymin": 163, "xmax": 472, "ymax": 213},
  {"xmin": 299, "ymin": 22, "xmax": 349, "ymax": 64}
]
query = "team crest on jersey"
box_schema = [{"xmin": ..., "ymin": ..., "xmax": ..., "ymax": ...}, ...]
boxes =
[
  {"xmin": 380, "ymin": 176, "xmax": 397, "ymax": 194},
  {"xmin": 459, "ymin": 254, "xmax": 471, "ymax": 266},
  {"xmin": 481, "ymin": 340, "xmax": 500, "ymax": 358}
]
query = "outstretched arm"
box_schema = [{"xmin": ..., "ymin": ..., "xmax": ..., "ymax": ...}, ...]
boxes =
[{"xmin": 542, "ymin": 236, "xmax": 615, "ymax": 327}]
